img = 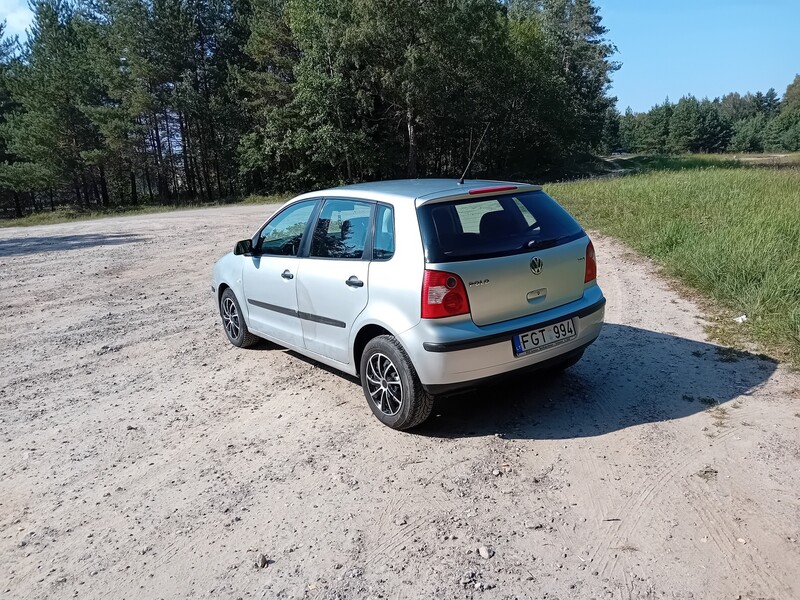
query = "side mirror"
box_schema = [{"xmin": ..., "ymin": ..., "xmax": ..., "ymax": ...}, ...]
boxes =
[{"xmin": 234, "ymin": 239, "xmax": 253, "ymax": 256}]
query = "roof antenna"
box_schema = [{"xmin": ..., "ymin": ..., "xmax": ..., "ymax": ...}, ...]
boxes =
[{"xmin": 458, "ymin": 122, "xmax": 490, "ymax": 185}]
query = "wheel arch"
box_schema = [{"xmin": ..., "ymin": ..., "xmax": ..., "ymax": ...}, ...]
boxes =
[
  {"xmin": 353, "ymin": 324, "xmax": 393, "ymax": 377},
  {"xmin": 217, "ymin": 282, "xmax": 252, "ymax": 326},
  {"xmin": 216, "ymin": 282, "xmax": 231, "ymax": 305}
]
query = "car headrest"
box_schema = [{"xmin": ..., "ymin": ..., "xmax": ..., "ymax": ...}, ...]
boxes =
[{"xmin": 479, "ymin": 210, "xmax": 514, "ymax": 238}]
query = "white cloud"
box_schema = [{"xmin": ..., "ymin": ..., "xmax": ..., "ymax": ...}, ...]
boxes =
[{"xmin": 1, "ymin": 0, "xmax": 33, "ymax": 39}]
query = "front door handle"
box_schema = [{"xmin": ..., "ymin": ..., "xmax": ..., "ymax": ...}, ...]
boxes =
[
  {"xmin": 281, "ymin": 269, "xmax": 294, "ymax": 280},
  {"xmin": 346, "ymin": 276, "xmax": 364, "ymax": 288}
]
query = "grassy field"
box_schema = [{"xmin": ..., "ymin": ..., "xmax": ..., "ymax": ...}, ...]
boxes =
[
  {"xmin": 606, "ymin": 152, "xmax": 800, "ymax": 174},
  {"xmin": 547, "ymin": 155, "xmax": 800, "ymax": 366}
]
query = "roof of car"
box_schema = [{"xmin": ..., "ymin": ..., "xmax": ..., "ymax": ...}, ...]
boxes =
[{"xmin": 291, "ymin": 179, "xmax": 542, "ymax": 206}]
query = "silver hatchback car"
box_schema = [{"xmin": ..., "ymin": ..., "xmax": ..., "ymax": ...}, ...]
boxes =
[{"xmin": 212, "ymin": 179, "xmax": 605, "ymax": 429}]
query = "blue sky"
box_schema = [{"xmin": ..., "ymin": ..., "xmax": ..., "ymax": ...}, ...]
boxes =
[
  {"xmin": 2, "ymin": 1, "xmax": 799, "ymax": 113},
  {"xmin": 598, "ymin": 0, "xmax": 800, "ymax": 111},
  {"xmin": 1, "ymin": 0, "xmax": 31, "ymax": 40}
]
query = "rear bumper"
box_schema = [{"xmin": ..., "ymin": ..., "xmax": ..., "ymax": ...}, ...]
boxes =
[
  {"xmin": 421, "ymin": 296, "xmax": 605, "ymax": 353},
  {"xmin": 422, "ymin": 342, "xmax": 591, "ymax": 395},
  {"xmin": 400, "ymin": 283, "xmax": 605, "ymax": 390}
]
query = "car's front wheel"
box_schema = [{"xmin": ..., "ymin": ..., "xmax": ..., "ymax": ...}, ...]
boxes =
[
  {"xmin": 360, "ymin": 335, "xmax": 433, "ymax": 430},
  {"xmin": 219, "ymin": 288, "xmax": 259, "ymax": 348}
]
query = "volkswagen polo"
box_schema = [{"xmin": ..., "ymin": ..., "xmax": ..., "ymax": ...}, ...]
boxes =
[{"xmin": 212, "ymin": 180, "xmax": 605, "ymax": 429}]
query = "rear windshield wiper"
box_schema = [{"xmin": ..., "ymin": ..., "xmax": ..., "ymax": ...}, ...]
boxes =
[{"xmin": 524, "ymin": 235, "xmax": 572, "ymax": 251}]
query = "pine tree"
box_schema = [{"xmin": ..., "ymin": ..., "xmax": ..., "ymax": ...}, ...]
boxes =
[
  {"xmin": 234, "ymin": 0, "xmax": 299, "ymax": 191},
  {"xmin": 781, "ymin": 75, "xmax": 800, "ymax": 114},
  {"xmin": 619, "ymin": 107, "xmax": 642, "ymax": 153},
  {"xmin": 730, "ymin": 114, "xmax": 767, "ymax": 153},
  {"xmin": 0, "ymin": 21, "xmax": 26, "ymax": 216},
  {"xmin": 4, "ymin": 0, "xmax": 105, "ymax": 208},
  {"xmin": 696, "ymin": 99, "xmax": 731, "ymax": 153},
  {"xmin": 535, "ymin": 0, "xmax": 619, "ymax": 151},
  {"xmin": 638, "ymin": 101, "xmax": 672, "ymax": 153},
  {"xmin": 763, "ymin": 88, "xmax": 780, "ymax": 117},
  {"xmin": 668, "ymin": 96, "xmax": 701, "ymax": 154}
]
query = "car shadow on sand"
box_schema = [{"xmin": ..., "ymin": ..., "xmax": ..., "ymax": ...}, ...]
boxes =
[
  {"xmin": 0, "ymin": 233, "xmax": 142, "ymax": 257},
  {"xmin": 413, "ymin": 323, "xmax": 777, "ymax": 440}
]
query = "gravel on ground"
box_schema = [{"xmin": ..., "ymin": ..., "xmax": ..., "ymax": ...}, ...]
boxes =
[{"xmin": 1, "ymin": 205, "xmax": 798, "ymax": 599}]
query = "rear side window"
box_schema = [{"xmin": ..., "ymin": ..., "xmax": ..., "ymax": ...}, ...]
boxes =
[
  {"xmin": 310, "ymin": 198, "xmax": 373, "ymax": 259},
  {"xmin": 373, "ymin": 204, "xmax": 394, "ymax": 260},
  {"xmin": 417, "ymin": 190, "xmax": 584, "ymax": 263}
]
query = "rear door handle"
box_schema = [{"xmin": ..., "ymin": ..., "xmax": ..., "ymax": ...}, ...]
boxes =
[
  {"xmin": 346, "ymin": 276, "xmax": 364, "ymax": 288},
  {"xmin": 281, "ymin": 269, "xmax": 294, "ymax": 280}
]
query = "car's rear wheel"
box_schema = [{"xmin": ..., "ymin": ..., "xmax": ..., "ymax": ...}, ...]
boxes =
[
  {"xmin": 360, "ymin": 335, "xmax": 433, "ymax": 430},
  {"xmin": 219, "ymin": 288, "xmax": 259, "ymax": 348}
]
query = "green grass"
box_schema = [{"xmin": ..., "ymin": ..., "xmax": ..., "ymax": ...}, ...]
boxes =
[
  {"xmin": 608, "ymin": 152, "xmax": 800, "ymax": 174},
  {"xmin": 0, "ymin": 194, "xmax": 291, "ymax": 228},
  {"xmin": 547, "ymin": 159, "xmax": 800, "ymax": 366},
  {"xmin": 610, "ymin": 154, "xmax": 742, "ymax": 172}
]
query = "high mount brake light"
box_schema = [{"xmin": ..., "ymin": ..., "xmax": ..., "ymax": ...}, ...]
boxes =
[
  {"xmin": 467, "ymin": 185, "xmax": 518, "ymax": 195},
  {"xmin": 584, "ymin": 240, "xmax": 597, "ymax": 283},
  {"xmin": 422, "ymin": 270, "xmax": 471, "ymax": 318}
]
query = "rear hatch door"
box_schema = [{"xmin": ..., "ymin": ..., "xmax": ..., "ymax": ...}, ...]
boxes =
[{"xmin": 418, "ymin": 190, "xmax": 588, "ymax": 327}]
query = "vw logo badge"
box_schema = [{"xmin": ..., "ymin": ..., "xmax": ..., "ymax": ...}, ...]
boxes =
[{"xmin": 530, "ymin": 257, "xmax": 543, "ymax": 275}]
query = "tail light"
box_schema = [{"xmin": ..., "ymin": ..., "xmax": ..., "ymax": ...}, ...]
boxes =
[
  {"xmin": 422, "ymin": 270, "xmax": 471, "ymax": 318},
  {"xmin": 584, "ymin": 240, "xmax": 597, "ymax": 283}
]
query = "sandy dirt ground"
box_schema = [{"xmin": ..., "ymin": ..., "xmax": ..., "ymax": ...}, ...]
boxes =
[{"xmin": 1, "ymin": 205, "xmax": 799, "ymax": 600}]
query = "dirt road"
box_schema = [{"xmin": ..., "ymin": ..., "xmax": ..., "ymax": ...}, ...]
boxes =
[{"xmin": 1, "ymin": 206, "xmax": 799, "ymax": 599}]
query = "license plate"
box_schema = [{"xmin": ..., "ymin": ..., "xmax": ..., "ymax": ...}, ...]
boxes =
[{"xmin": 512, "ymin": 318, "xmax": 576, "ymax": 357}]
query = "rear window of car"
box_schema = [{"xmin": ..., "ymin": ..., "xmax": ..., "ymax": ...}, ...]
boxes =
[{"xmin": 417, "ymin": 190, "xmax": 585, "ymax": 263}]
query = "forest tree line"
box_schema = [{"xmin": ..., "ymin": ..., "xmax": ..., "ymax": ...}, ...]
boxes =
[
  {"xmin": 607, "ymin": 77, "xmax": 800, "ymax": 155},
  {"xmin": 0, "ymin": 0, "xmax": 618, "ymax": 217},
  {"xmin": 2, "ymin": 0, "xmax": 798, "ymax": 220}
]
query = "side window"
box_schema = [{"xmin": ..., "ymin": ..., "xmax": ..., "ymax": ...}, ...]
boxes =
[
  {"xmin": 373, "ymin": 204, "xmax": 394, "ymax": 260},
  {"xmin": 310, "ymin": 199, "xmax": 372, "ymax": 259},
  {"xmin": 256, "ymin": 200, "xmax": 316, "ymax": 256}
]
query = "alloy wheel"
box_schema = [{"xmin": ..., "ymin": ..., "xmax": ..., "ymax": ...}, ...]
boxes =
[
  {"xmin": 221, "ymin": 296, "xmax": 241, "ymax": 340},
  {"xmin": 365, "ymin": 352, "xmax": 403, "ymax": 416}
]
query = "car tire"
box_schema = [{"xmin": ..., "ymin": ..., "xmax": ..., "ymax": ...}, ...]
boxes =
[
  {"xmin": 550, "ymin": 349, "xmax": 584, "ymax": 372},
  {"xmin": 219, "ymin": 288, "xmax": 259, "ymax": 348},
  {"xmin": 360, "ymin": 335, "xmax": 433, "ymax": 430}
]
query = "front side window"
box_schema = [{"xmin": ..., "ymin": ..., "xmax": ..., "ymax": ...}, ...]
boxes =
[
  {"xmin": 256, "ymin": 200, "xmax": 317, "ymax": 256},
  {"xmin": 310, "ymin": 199, "xmax": 372, "ymax": 259}
]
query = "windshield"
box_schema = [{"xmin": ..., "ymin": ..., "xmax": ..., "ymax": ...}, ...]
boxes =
[{"xmin": 417, "ymin": 190, "xmax": 585, "ymax": 263}]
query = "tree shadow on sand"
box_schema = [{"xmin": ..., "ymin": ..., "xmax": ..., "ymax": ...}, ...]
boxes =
[
  {"xmin": 0, "ymin": 233, "xmax": 142, "ymax": 258},
  {"xmin": 414, "ymin": 323, "xmax": 777, "ymax": 440}
]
